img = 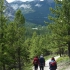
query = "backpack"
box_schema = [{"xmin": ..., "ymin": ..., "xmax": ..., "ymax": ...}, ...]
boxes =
[
  {"xmin": 50, "ymin": 61, "xmax": 56, "ymax": 67},
  {"xmin": 33, "ymin": 58, "xmax": 38, "ymax": 65},
  {"xmin": 39, "ymin": 57, "xmax": 45, "ymax": 66},
  {"xmin": 34, "ymin": 60, "xmax": 38, "ymax": 65}
]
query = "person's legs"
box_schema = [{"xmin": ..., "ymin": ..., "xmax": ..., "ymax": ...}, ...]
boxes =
[
  {"xmin": 50, "ymin": 69, "xmax": 56, "ymax": 70},
  {"xmin": 40, "ymin": 66, "xmax": 41, "ymax": 70},
  {"xmin": 34, "ymin": 65, "xmax": 36, "ymax": 70},
  {"xmin": 34, "ymin": 65, "xmax": 35, "ymax": 70},
  {"xmin": 36, "ymin": 65, "xmax": 38, "ymax": 70},
  {"xmin": 40, "ymin": 66, "xmax": 44, "ymax": 70},
  {"xmin": 42, "ymin": 66, "xmax": 44, "ymax": 70},
  {"xmin": 35, "ymin": 65, "xmax": 38, "ymax": 70}
]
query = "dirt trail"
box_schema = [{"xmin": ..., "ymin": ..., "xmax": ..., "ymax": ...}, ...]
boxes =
[{"xmin": 33, "ymin": 56, "xmax": 60, "ymax": 70}]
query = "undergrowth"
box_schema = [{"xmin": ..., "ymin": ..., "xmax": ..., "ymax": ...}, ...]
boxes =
[
  {"xmin": 56, "ymin": 55, "xmax": 70, "ymax": 70},
  {"xmin": 45, "ymin": 54, "xmax": 57, "ymax": 60}
]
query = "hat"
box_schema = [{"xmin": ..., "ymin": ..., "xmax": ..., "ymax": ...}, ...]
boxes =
[{"xmin": 40, "ymin": 54, "xmax": 43, "ymax": 58}]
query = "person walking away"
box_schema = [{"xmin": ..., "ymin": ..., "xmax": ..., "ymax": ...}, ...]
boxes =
[
  {"xmin": 33, "ymin": 56, "xmax": 39, "ymax": 70},
  {"xmin": 39, "ymin": 54, "xmax": 45, "ymax": 70},
  {"xmin": 49, "ymin": 57, "xmax": 57, "ymax": 70}
]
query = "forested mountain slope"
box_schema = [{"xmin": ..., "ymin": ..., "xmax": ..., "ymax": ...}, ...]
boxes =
[{"xmin": 5, "ymin": 0, "xmax": 55, "ymax": 25}]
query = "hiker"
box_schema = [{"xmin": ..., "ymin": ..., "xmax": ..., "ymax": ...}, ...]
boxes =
[
  {"xmin": 33, "ymin": 56, "xmax": 39, "ymax": 70},
  {"xmin": 49, "ymin": 57, "xmax": 57, "ymax": 70},
  {"xmin": 39, "ymin": 54, "xmax": 45, "ymax": 70}
]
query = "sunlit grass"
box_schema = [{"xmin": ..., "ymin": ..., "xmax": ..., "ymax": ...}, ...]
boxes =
[
  {"xmin": 56, "ymin": 55, "xmax": 70, "ymax": 70},
  {"xmin": 45, "ymin": 54, "xmax": 58, "ymax": 60},
  {"xmin": 57, "ymin": 55, "xmax": 70, "ymax": 63}
]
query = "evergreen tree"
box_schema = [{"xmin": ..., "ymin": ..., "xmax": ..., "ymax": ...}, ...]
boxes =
[
  {"xmin": 5, "ymin": 9, "xmax": 26, "ymax": 70},
  {"xmin": 14, "ymin": 9, "xmax": 25, "ymax": 70},
  {"xmin": 61, "ymin": 0, "xmax": 70, "ymax": 57},
  {"xmin": 0, "ymin": 0, "xmax": 8, "ymax": 69},
  {"xmin": 46, "ymin": 0, "xmax": 70, "ymax": 57}
]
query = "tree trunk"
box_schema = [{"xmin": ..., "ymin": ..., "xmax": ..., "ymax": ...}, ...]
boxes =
[
  {"xmin": 18, "ymin": 47, "xmax": 21, "ymax": 70},
  {"xmin": 68, "ymin": 28, "xmax": 70, "ymax": 58},
  {"xmin": 68, "ymin": 42, "xmax": 70, "ymax": 58},
  {"xmin": 2, "ymin": 44, "xmax": 6, "ymax": 70},
  {"xmin": 3, "ymin": 64, "xmax": 5, "ymax": 70}
]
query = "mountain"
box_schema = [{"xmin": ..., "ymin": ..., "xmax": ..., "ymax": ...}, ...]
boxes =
[
  {"xmin": 5, "ymin": 0, "xmax": 55, "ymax": 25},
  {"xmin": 4, "ymin": 0, "xmax": 15, "ymax": 19}
]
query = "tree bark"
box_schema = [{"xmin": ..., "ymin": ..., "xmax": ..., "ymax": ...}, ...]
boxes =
[
  {"xmin": 68, "ymin": 42, "xmax": 70, "ymax": 58},
  {"xmin": 3, "ymin": 64, "xmax": 5, "ymax": 70},
  {"xmin": 18, "ymin": 47, "xmax": 21, "ymax": 70},
  {"xmin": 68, "ymin": 28, "xmax": 70, "ymax": 58}
]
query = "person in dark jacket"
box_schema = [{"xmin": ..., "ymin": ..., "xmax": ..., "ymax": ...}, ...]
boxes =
[
  {"xmin": 39, "ymin": 54, "xmax": 45, "ymax": 70},
  {"xmin": 33, "ymin": 56, "xmax": 39, "ymax": 70},
  {"xmin": 49, "ymin": 57, "xmax": 57, "ymax": 70}
]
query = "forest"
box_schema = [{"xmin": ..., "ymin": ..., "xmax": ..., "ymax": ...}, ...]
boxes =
[{"xmin": 0, "ymin": 0, "xmax": 70, "ymax": 70}]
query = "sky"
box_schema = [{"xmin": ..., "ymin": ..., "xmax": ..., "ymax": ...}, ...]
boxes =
[{"xmin": 6, "ymin": 0, "xmax": 34, "ymax": 3}]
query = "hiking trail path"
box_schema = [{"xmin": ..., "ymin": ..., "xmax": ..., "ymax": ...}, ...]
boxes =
[{"xmin": 33, "ymin": 56, "xmax": 60, "ymax": 70}]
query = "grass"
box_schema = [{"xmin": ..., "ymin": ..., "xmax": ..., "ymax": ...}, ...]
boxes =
[
  {"xmin": 56, "ymin": 55, "xmax": 70, "ymax": 70},
  {"xmin": 44, "ymin": 54, "xmax": 57, "ymax": 60},
  {"xmin": 57, "ymin": 55, "xmax": 70, "ymax": 63}
]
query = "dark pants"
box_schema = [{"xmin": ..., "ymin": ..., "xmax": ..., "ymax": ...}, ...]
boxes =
[
  {"xmin": 34, "ymin": 65, "xmax": 38, "ymax": 70},
  {"xmin": 50, "ymin": 69, "xmax": 56, "ymax": 70},
  {"xmin": 40, "ymin": 66, "xmax": 44, "ymax": 70}
]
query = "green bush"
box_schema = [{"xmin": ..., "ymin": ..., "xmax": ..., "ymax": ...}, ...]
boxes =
[{"xmin": 57, "ymin": 56, "xmax": 69, "ymax": 63}]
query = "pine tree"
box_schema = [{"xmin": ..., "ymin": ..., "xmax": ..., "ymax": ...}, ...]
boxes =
[
  {"xmin": 61, "ymin": 0, "xmax": 70, "ymax": 58},
  {"xmin": 0, "ymin": 0, "xmax": 8, "ymax": 69},
  {"xmin": 14, "ymin": 9, "xmax": 25, "ymax": 70},
  {"xmin": 46, "ymin": 0, "xmax": 70, "ymax": 57}
]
